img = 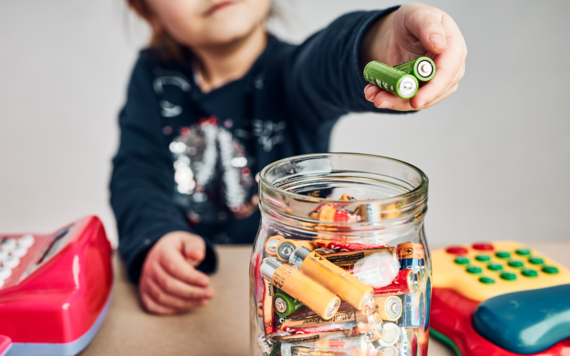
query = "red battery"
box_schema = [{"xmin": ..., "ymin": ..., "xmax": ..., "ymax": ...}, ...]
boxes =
[{"xmin": 373, "ymin": 269, "xmax": 417, "ymax": 295}]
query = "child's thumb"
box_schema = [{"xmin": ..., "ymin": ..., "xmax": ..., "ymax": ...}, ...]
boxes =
[
  {"xmin": 182, "ymin": 234, "xmax": 206, "ymax": 266},
  {"xmin": 406, "ymin": 7, "xmax": 448, "ymax": 54}
]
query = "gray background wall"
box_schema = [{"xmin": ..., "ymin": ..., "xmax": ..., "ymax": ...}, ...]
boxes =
[{"xmin": 1, "ymin": 1, "xmax": 569, "ymax": 246}]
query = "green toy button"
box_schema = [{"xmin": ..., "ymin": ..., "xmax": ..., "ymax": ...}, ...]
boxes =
[
  {"xmin": 508, "ymin": 260, "xmax": 524, "ymax": 269},
  {"xmin": 542, "ymin": 266, "xmax": 559, "ymax": 275},
  {"xmin": 529, "ymin": 257, "xmax": 544, "ymax": 265},
  {"xmin": 521, "ymin": 269, "xmax": 538, "ymax": 278},
  {"xmin": 488, "ymin": 263, "xmax": 503, "ymax": 272},
  {"xmin": 467, "ymin": 266, "xmax": 483, "ymax": 274},
  {"xmin": 495, "ymin": 251, "xmax": 511, "ymax": 259},
  {"xmin": 454, "ymin": 257, "xmax": 470, "ymax": 265},
  {"xmin": 476, "ymin": 255, "xmax": 491, "ymax": 262},
  {"xmin": 515, "ymin": 248, "xmax": 531, "ymax": 256},
  {"xmin": 479, "ymin": 276, "xmax": 496, "ymax": 284},
  {"xmin": 500, "ymin": 272, "xmax": 517, "ymax": 281}
]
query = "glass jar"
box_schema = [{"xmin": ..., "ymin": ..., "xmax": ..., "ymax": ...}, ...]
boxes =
[{"xmin": 250, "ymin": 153, "xmax": 430, "ymax": 356}]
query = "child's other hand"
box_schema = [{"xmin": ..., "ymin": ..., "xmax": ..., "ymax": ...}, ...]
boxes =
[
  {"xmin": 361, "ymin": 3, "xmax": 467, "ymax": 111},
  {"xmin": 139, "ymin": 231, "xmax": 215, "ymax": 314}
]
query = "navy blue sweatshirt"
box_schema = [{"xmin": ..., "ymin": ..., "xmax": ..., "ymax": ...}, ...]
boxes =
[{"xmin": 111, "ymin": 9, "xmax": 405, "ymax": 283}]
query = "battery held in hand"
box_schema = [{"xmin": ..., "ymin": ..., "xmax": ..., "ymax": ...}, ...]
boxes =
[
  {"xmin": 393, "ymin": 56, "xmax": 436, "ymax": 82},
  {"xmin": 363, "ymin": 61, "xmax": 419, "ymax": 99}
]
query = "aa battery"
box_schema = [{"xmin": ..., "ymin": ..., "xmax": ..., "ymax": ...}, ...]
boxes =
[
  {"xmin": 287, "ymin": 301, "xmax": 355, "ymax": 320},
  {"xmin": 398, "ymin": 292, "xmax": 422, "ymax": 328},
  {"xmin": 290, "ymin": 246, "xmax": 373, "ymax": 310},
  {"xmin": 274, "ymin": 291, "xmax": 304, "ymax": 318},
  {"xmin": 315, "ymin": 246, "xmax": 394, "ymax": 270},
  {"xmin": 374, "ymin": 322, "xmax": 401, "ymax": 347},
  {"xmin": 263, "ymin": 278, "xmax": 276, "ymax": 335},
  {"xmin": 280, "ymin": 308, "xmax": 380, "ymax": 332},
  {"xmin": 261, "ymin": 258, "xmax": 341, "ymax": 320},
  {"xmin": 374, "ymin": 296, "xmax": 402, "ymax": 321},
  {"xmin": 313, "ymin": 241, "xmax": 391, "ymax": 254},
  {"xmin": 373, "ymin": 345, "xmax": 399, "ymax": 356},
  {"xmin": 393, "ymin": 56, "xmax": 436, "ymax": 82},
  {"xmin": 276, "ymin": 239, "xmax": 314, "ymax": 262},
  {"xmin": 265, "ymin": 235, "xmax": 285, "ymax": 256},
  {"xmin": 269, "ymin": 330, "xmax": 352, "ymax": 344},
  {"xmin": 363, "ymin": 61, "xmax": 419, "ymax": 99}
]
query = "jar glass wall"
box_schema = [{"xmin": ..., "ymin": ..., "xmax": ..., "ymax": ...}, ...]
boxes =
[{"xmin": 250, "ymin": 153, "xmax": 430, "ymax": 356}]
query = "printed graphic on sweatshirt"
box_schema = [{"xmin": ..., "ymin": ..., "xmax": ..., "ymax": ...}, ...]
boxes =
[
  {"xmin": 153, "ymin": 68, "xmax": 191, "ymax": 118},
  {"xmin": 170, "ymin": 116, "xmax": 257, "ymax": 225}
]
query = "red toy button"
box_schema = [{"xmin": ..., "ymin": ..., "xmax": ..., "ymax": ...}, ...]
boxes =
[
  {"xmin": 446, "ymin": 246, "xmax": 468, "ymax": 255},
  {"xmin": 472, "ymin": 242, "xmax": 494, "ymax": 251}
]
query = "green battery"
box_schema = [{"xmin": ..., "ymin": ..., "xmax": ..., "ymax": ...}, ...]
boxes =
[
  {"xmin": 393, "ymin": 56, "xmax": 436, "ymax": 82},
  {"xmin": 363, "ymin": 61, "xmax": 419, "ymax": 99},
  {"xmin": 274, "ymin": 291, "xmax": 304, "ymax": 318}
]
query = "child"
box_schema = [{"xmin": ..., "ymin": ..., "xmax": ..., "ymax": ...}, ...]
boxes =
[{"xmin": 111, "ymin": 0, "xmax": 466, "ymax": 314}]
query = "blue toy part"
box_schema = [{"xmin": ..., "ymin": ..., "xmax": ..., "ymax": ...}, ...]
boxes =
[{"xmin": 473, "ymin": 284, "xmax": 570, "ymax": 355}]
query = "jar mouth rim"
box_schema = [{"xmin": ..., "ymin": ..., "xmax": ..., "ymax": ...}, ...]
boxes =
[{"xmin": 259, "ymin": 153, "xmax": 429, "ymax": 204}]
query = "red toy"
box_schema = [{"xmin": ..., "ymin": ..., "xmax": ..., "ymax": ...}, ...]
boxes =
[
  {"xmin": 430, "ymin": 241, "xmax": 570, "ymax": 356},
  {"xmin": 0, "ymin": 216, "xmax": 113, "ymax": 356}
]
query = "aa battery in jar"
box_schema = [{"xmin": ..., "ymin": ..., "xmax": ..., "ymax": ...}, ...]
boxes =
[
  {"xmin": 393, "ymin": 56, "xmax": 436, "ymax": 82},
  {"xmin": 261, "ymin": 258, "xmax": 340, "ymax": 320},
  {"xmin": 363, "ymin": 61, "xmax": 419, "ymax": 99},
  {"xmin": 274, "ymin": 291, "xmax": 304, "ymax": 318},
  {"xmin": 275, "ymin": 239, "xmax": 314, "ymax": 262},
  {"xmin": 374, "ymin": 296, "xmax": 402, "ymax": 321},
  {"xmin": 289, "ymin": 246, "xmax": 373, "ymax": 310},
  {"xmin": 265, "ymin": 235, "xmax": 285, "ymax": 256}
]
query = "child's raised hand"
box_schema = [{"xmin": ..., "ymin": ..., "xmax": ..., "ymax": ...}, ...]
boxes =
[
  {"xmin": 139, "ymin": 231, "xmax": 215, "ymax": 314},
  {"xmin": 361, "ymin": 3, "xmax": 467, "ymax": 111}
]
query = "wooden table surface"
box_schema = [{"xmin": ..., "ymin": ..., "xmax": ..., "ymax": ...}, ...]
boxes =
[{"xmin": 80, "ymin": 242, "xmax": 570, "ymax": 356}]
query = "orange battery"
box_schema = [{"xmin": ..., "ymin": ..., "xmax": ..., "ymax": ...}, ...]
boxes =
[
  {"xmin": 260, "ymin": 258, "xmax": 341, "ymax": 320},
  {"xmin": 373, "ymin": 296, "xmax": 402, "ymax": 321},
  {"xmin": 262, "ymin": 278, "xmax": 275, "ymax": 335},
  {"xmin": 275, "ymin": 239, "xmax": 314, "ymax": 262},
  {"xmin": 290, "ymin": 246, "xmax": 373, "ymax": 310},
  {"xmin": 265, "ymin": 235, "xmax": 285, "ymax": 256},
  {"xmin": 396, "ymin": 242, "xmax": 425, "ymax": 260},
  {"xmin": 339, "ymin": 194, "xmax": 356, "ymax": 201}
]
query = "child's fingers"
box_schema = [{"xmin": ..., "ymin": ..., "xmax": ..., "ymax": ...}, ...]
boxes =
[
  {"xmin": 364, "ymin": 84, "xmax": 381, "ymax": 101},
  {"xmin": 140, "ymin": 290, "xmax": 179, "ymax": 315},
  {"xmin": 372, "ymin": 90, "xmax": 415, "ymax": 111},
  {"xmin": 401, "ymin": 4, "xmax": 448, "ymax": 54},
  {"xmin": 159, "ymin": 250, "xmax": 210, "ymax": 287},
  {"xmin": 145, "ymin": 276, "xmax": 208, "ymax": 311},
  {"xmin": 410, "ymin": 16, "xmax": 466, "ymax": 108},
  {"xmin": 410, "ymin": 51, "xmax": 465, "ymax": 109},
  {"xmin": 154, "ymin": 263, "xmax": 215, "ymax": 300},
  {"xmin": 181, "ymin": 233, "xmax": 206, "ymax": 265}
]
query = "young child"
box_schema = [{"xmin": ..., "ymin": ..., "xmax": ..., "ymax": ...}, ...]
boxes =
[{"xmin": 111, "ymin": 0, "xmax": 466, "ymax": 314}]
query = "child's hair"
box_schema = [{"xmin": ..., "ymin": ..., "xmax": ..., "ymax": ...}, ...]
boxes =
[{"xmin": 126, "ymin": 0, "xmax": 280, "ymax": 60}]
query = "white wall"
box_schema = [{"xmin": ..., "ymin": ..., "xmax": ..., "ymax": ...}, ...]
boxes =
[{"xmin": 1, "ymin": 1, "xmax": 569, "ymax": 246}]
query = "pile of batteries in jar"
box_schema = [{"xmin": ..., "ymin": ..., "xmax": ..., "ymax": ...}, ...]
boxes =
[
  {"xmin": 255, "ymin": 195, "xmax": 427, "ymax": 356},
  {"xmin": 363, "ymin": 57, "xmax": 436, "ymax": 99}
]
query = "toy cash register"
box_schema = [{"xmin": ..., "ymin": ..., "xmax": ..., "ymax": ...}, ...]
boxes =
[
  {"xmin": 0, "ymin": 216, "xmax": 113, "ymax": 356},
  {"xmin": 430, "ymin": 241, "xmax": 570, "ymax": 356}
]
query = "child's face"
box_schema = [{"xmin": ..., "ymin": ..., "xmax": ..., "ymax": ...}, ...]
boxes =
[{"xmin": 146, "ymin": 0, "xmax": 271, "ymax": 48}]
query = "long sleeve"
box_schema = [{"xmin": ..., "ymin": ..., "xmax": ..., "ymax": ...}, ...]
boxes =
[
  {"xmin": 281, "ymin": 8, "xmax": 408, "ymax": 128},
  {"xmin": 110, "ymin": 56, "xmax": 217, "ymax": 283}
]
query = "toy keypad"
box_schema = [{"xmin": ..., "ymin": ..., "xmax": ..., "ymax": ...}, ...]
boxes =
[{"xmin": 432, "ymin": 241, "xmax": 570, "ymax": 302}]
